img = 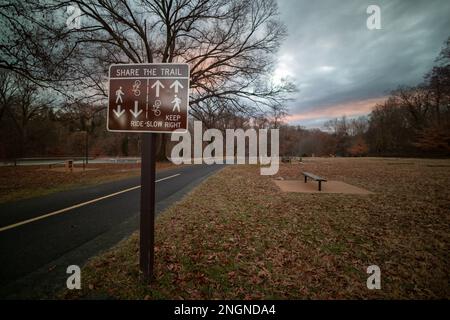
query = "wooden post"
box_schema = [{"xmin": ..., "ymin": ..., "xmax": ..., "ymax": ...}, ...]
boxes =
[{"xmin": 140, "ymin": 133, "xmax": 157, "ymax": 280}]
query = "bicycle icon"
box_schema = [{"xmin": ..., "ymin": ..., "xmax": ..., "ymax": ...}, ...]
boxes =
[
  {"xmin": 152, "ymin": 100, "xmax": 161, "ymax": 116},
  {"xmin": 132, "ymin": 80, "xmax": 141, "ymax": 96}
]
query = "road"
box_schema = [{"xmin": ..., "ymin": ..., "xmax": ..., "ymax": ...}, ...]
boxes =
[
  {"xmin": 0, "ymin": 157, "xmax": 141, "ymax": 166},
  {"xmin": 0, "ymin": 164, "xmax": 222, "ymax": 298}
]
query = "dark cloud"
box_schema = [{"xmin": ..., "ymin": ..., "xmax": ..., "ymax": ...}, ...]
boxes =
[{"xmin": 275, "ymin": 0, "xmax": 450, "ymax": 127}]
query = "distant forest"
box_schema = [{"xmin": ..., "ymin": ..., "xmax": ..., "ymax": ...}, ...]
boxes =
[
  {"xmin": 0, "ymin": 38, "xmax": 449, "ymax": 160},
  {"xmin": 282, "ymin": 37, "xmax": 450, "ymax": 158}
]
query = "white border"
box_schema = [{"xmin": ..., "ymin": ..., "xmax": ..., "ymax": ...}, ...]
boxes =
[{"xmin": 106, "ymin": 63, "xmax": 190, "ymax": 134}]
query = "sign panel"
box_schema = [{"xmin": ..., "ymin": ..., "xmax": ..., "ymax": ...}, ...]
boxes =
[{"xmin": 107, "ymin": 63, "xmax": 189, "ymax": 133}]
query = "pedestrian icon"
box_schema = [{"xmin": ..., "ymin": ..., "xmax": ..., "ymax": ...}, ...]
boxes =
[
  {"xmin": 171, "ymin": 95, "xmax": 181, "ymax": 112},
  {"xmin": 115, "ymin": 86, "xmax": 124, "ymax": 103}
]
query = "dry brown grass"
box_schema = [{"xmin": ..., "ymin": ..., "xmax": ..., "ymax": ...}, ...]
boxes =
[
  {"xmin": 62, "ymin": 157, "xmax": 450, "ymax": 299},
  {"xmin": 0, "ymin": 162, "xmax": 175, "ymax": 204}
]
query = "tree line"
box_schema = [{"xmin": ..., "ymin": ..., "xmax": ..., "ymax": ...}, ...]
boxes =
[
  {"xmin": 0, "ymin": 1, "xmax": 448, "ymax": 160},
  {"xmin": 280, "ymin": 37, "xmax": 450, "ymax": 158}
]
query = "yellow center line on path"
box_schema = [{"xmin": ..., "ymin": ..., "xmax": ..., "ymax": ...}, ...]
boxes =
[{"xmin": 0, "ymin": 173, "xmax": 181, "ymax": 233}]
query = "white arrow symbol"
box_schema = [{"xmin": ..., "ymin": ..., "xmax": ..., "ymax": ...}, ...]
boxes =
[
  {"xmin": 113, "ymin": 105, "xmax": 125, "ymax": 118},
  {"xmin": 169, "ymin": 80, "xmax": 184, "ymax": 93},
  {"xmin": 151, "ymin": 80, "xmax": 165, "ymax": 98},
  {"xmin": 129, "ymin": 101, "xmax": 143, "ymax": 118}
]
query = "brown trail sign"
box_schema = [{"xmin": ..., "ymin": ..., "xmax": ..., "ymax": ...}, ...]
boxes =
[
  {"xmin": 107, "ymin": 63, "xmax": 189, "ymax": 133},
  {"xmin": 107, "ymin": 63, "xmax": 189, "ymax": 281}
]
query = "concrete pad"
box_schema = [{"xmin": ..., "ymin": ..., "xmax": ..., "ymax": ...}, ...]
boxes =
[{"xmin": 273, "ymin": 180, "xmax": 374, "ymax": 194}]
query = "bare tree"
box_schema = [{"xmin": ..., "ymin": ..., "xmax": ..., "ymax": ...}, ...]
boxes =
[
  {"xmin": 391, "ymin": 86, "xmax": 431, "ymax": 130},
  {"xmin": 0, "ymin": 2, "xmax": 76, "ymax": 84},
  {"xmin": 425, "ymin": 37, "xmax": 450, "ymax": 126},
  {"xmin": 0, "ymin": 71, "xmax": 19, "ymax": 121},
  {"xmin": 348, "ymin": 116, "xmax": 368, "ymax": 137},
  {"xmin": 1, "ymin": 0, "xmax": 295, "ymax": 158},
  {"xmin": 3, "ymin": 75, "xmax": 53, "ymax": 156},
  {"xmin": 2, "ymin": 0, "xmax": 294, "ymax": 112},
  {"xmin": 267, "ymin": 102, "xmax": 289, "ymax": 128}
]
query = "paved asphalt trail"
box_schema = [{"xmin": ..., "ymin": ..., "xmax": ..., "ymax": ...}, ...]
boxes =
[{"xmin": 0, "ymin": 164, "xmax": 222, "ymax": 298}]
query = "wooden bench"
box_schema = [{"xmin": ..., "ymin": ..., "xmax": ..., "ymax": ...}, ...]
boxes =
[{"xmin": 302, "ymin": 171, "xmax": 327, "ymax": 191}]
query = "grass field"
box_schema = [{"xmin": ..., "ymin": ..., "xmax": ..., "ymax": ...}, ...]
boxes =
[
  {"xmin": 61, "ymin": 157, "xmax": 450, "ymax": 299},
  {"xmin": 0, "ymin": 162, "xmax": 175, "ymax": 204}
]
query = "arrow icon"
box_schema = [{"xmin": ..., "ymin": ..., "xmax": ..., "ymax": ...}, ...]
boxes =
[
  {"xmin": 170, "ymin": 80, "xmax": 184, "ymax": 93},
  {"xmin": 113, "ymin": 105, "xmax": 125, "ymax": 118},
  {"xmin": 151, "ymin": 80, "xmax": 165, "ymax": 98},
  {"xmin": 129, "ymin": 101, "xmax": 143, "ymax": 118}
]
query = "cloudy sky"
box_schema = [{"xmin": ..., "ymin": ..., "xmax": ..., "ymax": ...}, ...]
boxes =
[{"xmin": 274, "ymin": 0, "xmax": 450, "ymax": 128}]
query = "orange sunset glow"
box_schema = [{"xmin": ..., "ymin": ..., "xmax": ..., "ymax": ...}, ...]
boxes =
[{"xmin": 286, "ymin": 96, "xmax": 389, "ymax": 124}]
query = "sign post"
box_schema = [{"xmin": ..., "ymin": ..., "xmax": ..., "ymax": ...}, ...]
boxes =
[
  {"xmin": 107, "ymin": 63, "xmax": 189, "ymax": 280},
  {"xmin": 139, "ymin": 132, "xmax": 156, "ymax": 279}
]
